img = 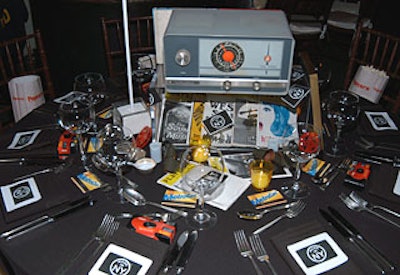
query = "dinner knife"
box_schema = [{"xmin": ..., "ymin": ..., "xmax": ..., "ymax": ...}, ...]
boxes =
[
  {"xmin": 158, "ymin": 230, "xmax": 189, "ymax": 274},
  {"xmin": 319, "ymin": 208, "xmax": 386, "ymax": 274},
  {"xmin": 1, "ymin": 196, "xmax": 95, "ymax": 240},
  {"xmin": 327, "ymin": 206, "xmax": 395, "ymax": 272},
  {"xmin": 175, "ymin": 230, "xmax": 199, "ymax": 274}
]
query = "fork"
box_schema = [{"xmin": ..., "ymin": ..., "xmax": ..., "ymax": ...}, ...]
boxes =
[
  {"xmin": 233, "ymin": 229, "xmax": 264, "ymax": 275},
  {"xmin": 249, "ymin": 234, "xmax": 278, "ymax": 275},
  {"xmin": 349, "ymin": 191, "xmax": 400, "ymax": 218},
  {"xmin": 58, "ymin": 213, "xmax": 120, "ymax": 274},
  {"xmin": 253, "ymin": 200, "xmax": 306, "ymax": 235},
  {"xmin": 339, "ymin": 193, "xmax": 400, "ymax": 229}
]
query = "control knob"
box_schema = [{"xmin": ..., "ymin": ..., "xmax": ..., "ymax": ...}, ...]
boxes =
[{"xmin": 175, "ymin": 49, "xmax": 191, "ymax": 66}]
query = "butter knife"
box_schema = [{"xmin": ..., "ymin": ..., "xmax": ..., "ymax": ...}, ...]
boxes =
[
  {"xmin": 175, "ymin": 230, "xmax": 198, "ymax": 274},
  {"xmin": 1, "ymin": 197, "xmax": 95, "ymax": 240}
]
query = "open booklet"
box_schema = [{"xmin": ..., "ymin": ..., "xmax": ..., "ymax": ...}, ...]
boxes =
[
  {"xmin": 156, "ymin": 97, "xmax": 298, "ymax": 150},
  {"xmin": 157, "ymin": 170, "xmax": 251, "ymax": 211}
]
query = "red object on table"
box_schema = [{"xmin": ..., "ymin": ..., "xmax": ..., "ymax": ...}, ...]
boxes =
[
  {"xmin": 136, "ymin": 126, "xmax": 152, "ymax": 148},
  {"xmin": 57, "ymin": 130, "xmax": 75, "ymax": 160},
  {"xmin": 299, "ymin": 132, "xmax": 319, "ymax": 154}
]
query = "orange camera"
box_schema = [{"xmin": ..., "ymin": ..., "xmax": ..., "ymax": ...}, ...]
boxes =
[{"xmin": 130, "ymin": 216, "xmax": 176, "ymax": 244}]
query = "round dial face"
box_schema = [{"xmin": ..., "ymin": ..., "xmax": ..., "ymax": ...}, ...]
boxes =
[{"xmin": 211, "ymin": 41, "xmax": 244, "ymax": 72}]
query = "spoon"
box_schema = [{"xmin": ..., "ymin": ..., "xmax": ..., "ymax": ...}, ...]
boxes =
[
  {"xmin": 122, "ymin": 187, "xmax": 188, "ymax": 218},
  {"xmin": 237, "ymin": 201, "xmax": 299, "ymax": 220}
]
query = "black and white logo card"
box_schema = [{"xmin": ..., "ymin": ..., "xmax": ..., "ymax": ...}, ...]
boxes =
[
  {"xmin": 89, "ymin": 243, "xmax": 152, "ymax": 275},
  {"xmin": 287, "ymin": 232, "xmax": 348, "ymax": 275},
  {"xmin": 0, "ymin": 177, "xmax": 41, "ymax": 212},
  {"xmin": 281, "ymin": 84, "xmax": 310, "ymax": 108},
  {"xmin": 202, "ymin": 110, "xmax": 233, "ymax": 135},
  {"xmin": 365, "ymin": 111, "xmax": 398, "ymax": 131},
  {"xmin": 7, "ymin": 130, "xmax": 41, "ymax": 150}
]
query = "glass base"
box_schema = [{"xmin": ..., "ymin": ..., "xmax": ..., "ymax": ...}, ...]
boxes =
[
  {"xmin": 186, "ymin": 209, "xmax": 217, "ymax": 230},
  {"xmin": 281, "ymin": 181, "xmax": 310, "ymax": 199},
  {"xmin": 324, "ymin": 140, "xmax": 347, "ymax": 158}
]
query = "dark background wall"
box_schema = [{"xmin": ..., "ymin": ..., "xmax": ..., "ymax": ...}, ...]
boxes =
[{"xmin": 29, "ymin": 0, "xmax": 252, "ymax": 96}]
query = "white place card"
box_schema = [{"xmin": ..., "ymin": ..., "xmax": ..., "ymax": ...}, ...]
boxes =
[
  {"xmin": 287, "ymin": 232, "xmax": 348, "ymax": 275},
  {"xmin": 7, "ymin": 130, "xmax": 41, "ymax": 150},
  {"xmin": 89, "ymin": 243, "xmax": 152, "ymax": 275},
  {"xmin": 0, "ymin": 177, "xmax": 41, "ymax": 212}
]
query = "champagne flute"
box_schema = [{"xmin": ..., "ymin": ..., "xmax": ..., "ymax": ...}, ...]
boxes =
[
  {"xmin": 281, "ymin": 122, "xmax": 321, "ymax": 199},
  {"xmin": 179, "ymin": 145, "xmax": 226, "ymax": 230},
  {"xmin": 57, "ymin": 95, "xmax": 95, "ymax": 170},
  {"xmin": 93, "ymin": 123, "xmax": 136, "ymax": 204},
  {"xmin": 325, "ymin": 90, "xmax": 360, "ymax": 157}
]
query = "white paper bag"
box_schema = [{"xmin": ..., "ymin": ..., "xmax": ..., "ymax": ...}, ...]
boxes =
[
  {"xmin": 348, "ymin": 65, "xmax": 389, "ymax": 103},
  {"xmin": 8, "ymin": 75, "xmax": 45, "ymax": 122}
]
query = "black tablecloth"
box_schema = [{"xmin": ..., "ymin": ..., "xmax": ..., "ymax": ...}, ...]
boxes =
[{"xmin": 0, "ymin": 102, "xmax": 399, "ymax": 275}]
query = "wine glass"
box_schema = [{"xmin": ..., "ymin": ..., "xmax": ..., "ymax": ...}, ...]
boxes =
[
  {"xmin": 280, "ymin": 122, "xmax": 321, "ymax": 199},
  {"xmin": 93, "ymin": 123, "xmax": 136, "ymax": 204},
  {"xmin": 325, "ymin": 90, "xmax": 360, "ymax": 157},
  {"xmin": 57, "ymin": 95, "xmax": 95, "ymax": 170},
  {"xmin": 73, "ymin": 72, "xmax": 107, "ymax": 105},
  {"xmin": 179, "ymin": 145, "xmax": 226, "ymax": 230}
]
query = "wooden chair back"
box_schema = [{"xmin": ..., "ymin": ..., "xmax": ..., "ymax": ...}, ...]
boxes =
[
  {"xmin": 344, "ymin": 23, "xmax": 400, "ymax": 114},
  {"xmin": 100, "ymin": 16, "xmax": 155, "ymax": 80},
  {"xmin": 0, "ymin": 30, "xmax": 54, "ymax": 131}
]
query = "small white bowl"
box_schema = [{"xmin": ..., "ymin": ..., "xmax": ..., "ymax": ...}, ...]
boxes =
[{"xmin": 134, "ymin": 157, "xmax": 156, "ymax": 173}]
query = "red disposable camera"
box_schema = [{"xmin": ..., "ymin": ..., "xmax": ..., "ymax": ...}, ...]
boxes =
[
  {"xmin": 57, "ymin": 130, "xmax": 75, "ymax": 160},
  {"xmin": 130, "ymin": 216, "xmax": 176, "ymax": 244}
]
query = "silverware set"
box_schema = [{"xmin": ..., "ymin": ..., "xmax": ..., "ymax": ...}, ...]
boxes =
[
  {"xmin": 253, "ymin": 200, "xmax": 306, "ymax": 235},
  {"xmin": 320, "ymin": 207, "xmax": 395, "ymax": 274},
  {"xmin": 233, "ymin": 229, "xmax": 265, "ymax": 275},
  {"xmin": 339, "ymin": 192, "xmax": 400, "ymax": 229},
  {"xmin": 312, "ymin": 158, "xmax": 351, "ymax": 190}
]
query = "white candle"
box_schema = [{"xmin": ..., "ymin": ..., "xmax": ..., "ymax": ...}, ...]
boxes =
[{"xmin": 122, "ymin": 0, "xmax": 134, "ymax": 109}]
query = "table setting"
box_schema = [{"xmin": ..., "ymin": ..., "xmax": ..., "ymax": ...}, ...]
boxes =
[{"xmin": 0, "ymin": 75, "xmax": 399, "ymax": 275}]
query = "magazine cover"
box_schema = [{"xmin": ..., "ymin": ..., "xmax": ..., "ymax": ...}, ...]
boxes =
[
  {"xmin": 158, "ymin": 99, "xmax": 193, "ymax": 146},
  {"xmin": 257, "ymin": 103, "xmax": 297, "ymax": 150},
  {"xmin": 233, "ymin": 102, "xmax": 258, "ymax": 147},
  {"xmin": 201, "ymin": 101, "xmax": 235, "ymax": 147}
]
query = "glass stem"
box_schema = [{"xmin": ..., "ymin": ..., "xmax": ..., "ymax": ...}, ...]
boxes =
[
  {"xmin": 293, "ymin": 162, "xmax": 301, "ymax": 191},
  {"xmin": 332, "ymin": 125, "xmax": 343, "ymax": 153},
  {"xmin": 116, "ymin": 167, "xmax": 124, "ymax": 203},
  {"xmin": 197, "ymin": 187, "xmax": 205, "ymax": 213},
  {"xmin": 76, "ymin": 133, "xmax": 87, "ymax": 168}
]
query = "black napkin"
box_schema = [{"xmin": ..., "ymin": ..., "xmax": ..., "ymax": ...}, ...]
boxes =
[
  {"xmin": 356, "ymin": 106, "xmax": 400, "ymax": 142},
  {"xmin": 0, "ymin": 127, "xmax": 60, "ymax": 159},
  {"xmin": 271, "ymin": 220, "xmax": 363, "ymax": 274},
  {"xmin": 367, "ymin": 163, "xmax": 400, "ymax": 204},
  {"xmin": 0, "ymin": 168, "xmax": 85, "ymax": 227},
  {"xmin": 66, "ymin": 225, "xmax": 170, "ymax": 274}
]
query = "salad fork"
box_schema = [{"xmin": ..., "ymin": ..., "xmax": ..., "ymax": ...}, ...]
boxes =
[
  {"xmin": 253, "ymin": 200, "xmax": 306, "ymax": 234},
  {"xmin": 233, "ymin": 229, "xmax": 263, "ymax": 275},
  {"xmin": 249, "ymin": 234, "xmax": 278, "ymax": 275},
  {"xmin": 339, "ymin": 193, "xmax": 400, "ymax": 229}
]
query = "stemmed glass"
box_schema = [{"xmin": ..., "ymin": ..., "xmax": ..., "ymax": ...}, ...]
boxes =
[
  {"xmin": 73, "ymin": 72, "xmax": 107, "ymax": 105},
  {"xmin": 57, "ymin": 95, "xmax": 95, "ymax": 170},
  {"xmin": 281, "ymin": 122, "xmax": 321, "ymax": 199},
  {"xmin": 325, "ymin": 90, "xmax": 360, "ymax": 157},
  {"xmin": 93, "ymin": 124, "xmax": 136, "ymax": 204},
  {"xmin": 179, "ymin": 145, "xmax": 226, "ymax": 230}
]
